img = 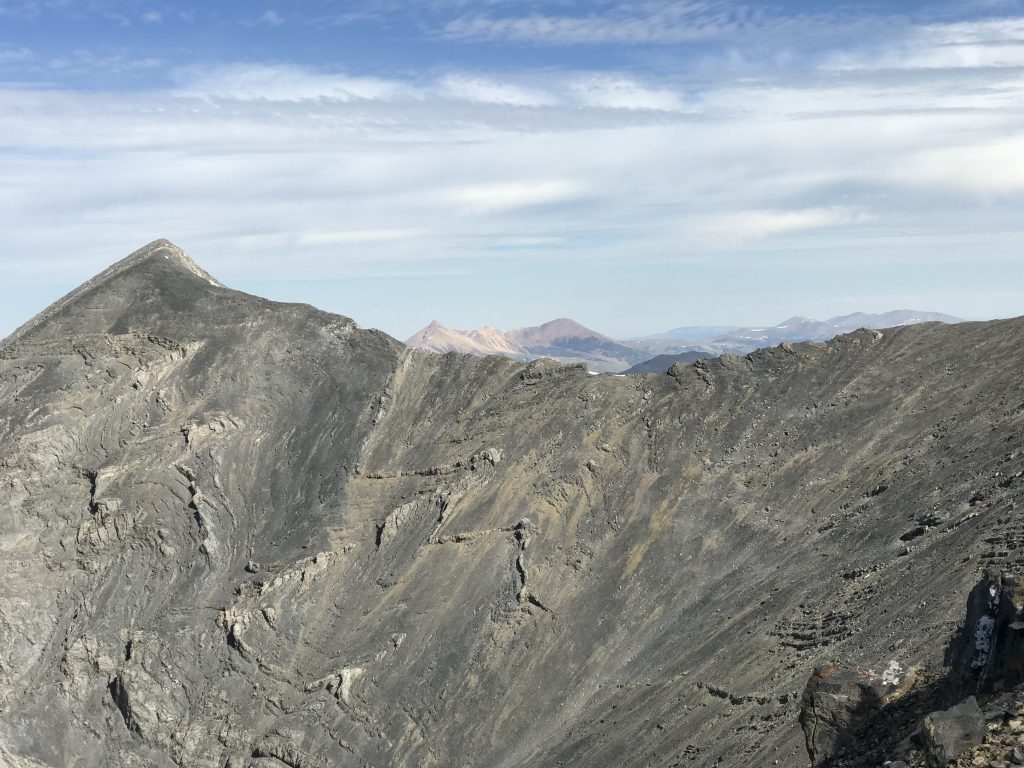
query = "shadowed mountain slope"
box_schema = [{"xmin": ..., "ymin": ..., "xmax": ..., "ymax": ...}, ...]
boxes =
[{"xmin": 0, "ymin": 241, "xmax": 1021, "ymax": 768}]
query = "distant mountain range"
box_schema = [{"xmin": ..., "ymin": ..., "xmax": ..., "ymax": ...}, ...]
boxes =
[
  {"xmin": 628, "ymin": 310, "xmax": 964, "ymax": 373},
  {"xmin": 405, "ymin": 318, "xmax": 647, "ymax": 373},
  {"xmin": 703, "ymin": 311, "xmax": 964, "ymax": 349},
  {"xmin": 405, "ymin": 310, "xmax": 963, "ymax": 374},
  {"xmin": 629, "ymin": 326, "xmax": 737, "ymax": 342}
]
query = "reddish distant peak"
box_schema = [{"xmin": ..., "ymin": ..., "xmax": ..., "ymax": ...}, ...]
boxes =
[{"xmin": 510, "ymin": 318, "xmax": 611, "ymax": 344}]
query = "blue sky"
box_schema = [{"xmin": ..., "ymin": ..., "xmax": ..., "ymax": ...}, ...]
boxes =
[{"xmin": 1, "ymin": 0, "xmax": 1023, "ymax": 339}]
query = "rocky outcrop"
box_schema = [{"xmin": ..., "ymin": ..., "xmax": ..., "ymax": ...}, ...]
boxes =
[
  {"xmin": 920, "ymin": 697, "xmax": 986, "ymax": 767},
  {"xmin": 799, "ymin": 571, "xmax": 1024, "ymax": 767},
  {"xmin": 800, "ymin": 661, "xmax": 912, "ymax": 765},
  {"xmin": 1, "ymin": 241, "xmax": 1022, "ymax": 768},
  {"xmin": 946, "ymin": 570, "xmax": 1024, "ymax": 696},
  {"xmin": 942, "ymin": 689, "xmax": 1024, "ymax": 767}
]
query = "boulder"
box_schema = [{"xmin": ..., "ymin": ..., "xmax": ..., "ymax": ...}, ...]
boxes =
[
  {"xmin": 798, "ymin": 663, "xmax": 888, "ymax": 765},
  {"xmin": 920, "ymin": 696, "xmax": 986, "ymax": 767}
]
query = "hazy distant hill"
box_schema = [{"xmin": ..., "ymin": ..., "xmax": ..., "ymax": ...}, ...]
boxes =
[
  {"xmin": 625, "ymin": 310, "xmax": 963, "ymax": 372},
  {"xmin": 404, "ymin": 320, "xmax": 523, "ymax": 357},
  {"xmin": 405, "ymin": 317, "xmax": 646, "ymax": 372},
  {"xmin": 707, "ymin": 311, "xmax": 963, "ymax": 351},
  {"xmin": 628, "ymin": 325, "xmax": 738, "ymax": 343}
]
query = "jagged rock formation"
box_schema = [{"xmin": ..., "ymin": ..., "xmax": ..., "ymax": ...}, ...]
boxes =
[
  {"xmin": 622, "ymin": 350, "xmax": 710, "ymax": 375},
  {"xmin": 0, "ymin": 240, "xmax": 1022, "ymax": 768},
  {"xmin": 946, "ymin": 570, "xmax": 1024, "ymax": 696}
]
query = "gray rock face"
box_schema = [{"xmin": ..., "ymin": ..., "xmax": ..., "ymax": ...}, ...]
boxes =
[
  {"xmin": 947, "ymin": 570, "xmax": 1024, "ymax": 695},
  {"xmin": 622, "ymin": 350, "xmax": 711, "ymax": 375},
  {"xmin": 799, "ymin": 659, "xmax": 922, "ymax": 766},
  {"xmin": 796, "ymin": 571, "xmax": 1024, "ymax": 767},
  {"xmin": 800, "ymin": 663, "xmax": 892, "ymax": 765},
  {"xmin": 920, "ymin": 696, "xmax": 986, "ymax": 767},
  {"xmin": 0, "ymin": 240, "xmax": 1022, "ymax": 767}
]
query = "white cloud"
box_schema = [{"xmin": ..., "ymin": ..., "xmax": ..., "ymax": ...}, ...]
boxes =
[
  {"xmin": 895, "ymin": 135, "xmax": 1024, "ymax": 195},
  {"xmin": 173, "ymin": 63, "xmax": 410, "ymax": 102},
  {"xmin": 260, "ymin": 9, "xmax": 284, "ymax": 27},
  {"xmin": 927, "ymin": 17, "xmax": 1024, "ymax": 44},
  {"xmin": 438, "ymin": 74, "xmax": 557, "ymax": 107},
  {"xmin": 141, "ymin": 10, "xmax": 162, "ymax": 24},
  {"xmin": 689, "ymin": 207, "xmax": 872, "ymax": 247},
  {"xmin": 827, "ymin": 17, "xmax": 1024, "ymax": 70},
  {"xmin": 439, "ymin": 1, "xmax": 879, "ymax": 46},
  {"xmin": 169, "ymin": 63, "xmax": 694, "ymax": 112},
  {"xmin": 443, "ymin": 2, "xmax": 757, "ymax": 45},
  {"xmin": 0, "ymin": 0, "xmax": 73, "ymax": 20},
  {"xmin": 0, "ymin": 46, "xmax": 33, "ymax": 64},
  {"xmin": 443, "ymin": 180, "xmax": 586, "ymax": 213},
  {"xmin": 46, "ymin": 50, "xmax": 164, "ymax": 74},
  {"xmin": 570, "ymin": 75, "xmax": 687, "ymax": 111}
]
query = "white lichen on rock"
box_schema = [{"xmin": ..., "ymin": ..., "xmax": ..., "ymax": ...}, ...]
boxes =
[
  {"xmin": 881, "ymin": 660, "xmax": 903, "ymax": 686},
  {"xmin": 973, "ymin": 616, "xmax": 996, "ymax": 669}
]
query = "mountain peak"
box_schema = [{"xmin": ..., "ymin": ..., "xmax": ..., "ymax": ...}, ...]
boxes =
[
  {"xmin": 510, "ymin": 317, "xmax": 611, "ymax": 344},
  {"xmin": 775, "ymin": 315, "xmax": 818, "ymax": 327},
  {"xmin": 116, "ymin": 239, "xmax": 224, "ymax": 288},
  {"xmin": 2, "ymin": 239, "xmax": 224, "ymax": 347}
]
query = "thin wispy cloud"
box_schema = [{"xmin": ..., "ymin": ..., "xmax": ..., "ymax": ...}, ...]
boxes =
[
  {"xmin": 259, "ymin": 9, "xmax": 284, "ymax": 27},
  {"xmin": 443, "ymin": 180, "xmax": 588, "ymax": 213},
  {"xmin": 0, "ymin": 45, "xmax": 32, "ymax": 63},
  {"xmin": 441, "ymin": 1, "xmax": 887, "ymax": 45},
  {"xmin": 168, "ymin": 64, "xmax": 692, "ymax": 112},
  {"xmin": 172, "ymin": 63, "xmax": 410, "ymax": 102},
  {"xmin": 827, "ymin": 17, "xmax": 1024, "ymax": 70},
  {"xmin": 438, "ymin": 74, "xmax": 557, "ymax": 107},
  {"xmin": 46, "ymin": 50, "xmax": 163, "ymax": 74},
  {"xmin": 570, "ymin": 75, "xmax": 687, "ymax": 112},
  {"xmin": 0, "ymin": 0, "xmax": 73, "ymax": 20},
  {"xmin": 689, "ymin": 207, "xmax": 874, "ymax": 248},
  {"xmin": 444, "ymin": 6, "xmax": 747, "ymax": 45}
]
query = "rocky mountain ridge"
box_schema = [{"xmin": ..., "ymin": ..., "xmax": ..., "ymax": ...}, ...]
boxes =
[
  {"xmin": 0, "ymin": 240, "xmax": 1020, "ymax": 768},
  {"xmin": 622, "ymin": 350, "xmax": 712, "ymax": 375},
  {"xmin": 627, "ymin": 311, "xmax": 964, "ymax": 370}
]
